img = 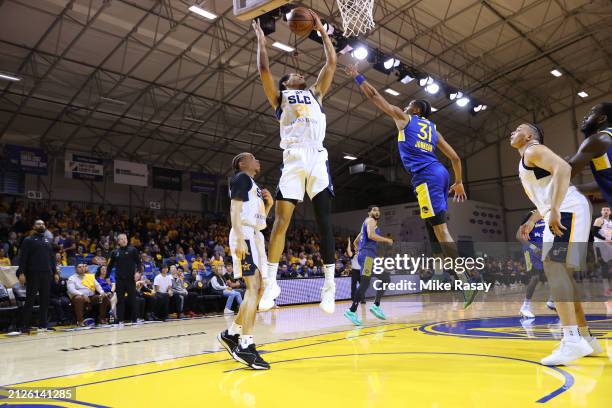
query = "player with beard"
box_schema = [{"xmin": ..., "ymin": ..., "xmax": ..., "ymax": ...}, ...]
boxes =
[{"xmin": 344, "ymin": 205, "xmax": 393, "ymax": 325}]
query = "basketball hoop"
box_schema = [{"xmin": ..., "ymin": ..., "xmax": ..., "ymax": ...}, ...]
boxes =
[{"xmin": 336, "ymin": 0, "xmax": 375, "ymax": 37}]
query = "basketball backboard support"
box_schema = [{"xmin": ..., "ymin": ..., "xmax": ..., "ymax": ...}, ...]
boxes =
[{"xmin": 233, "ymin": 0, "xmax": 291, "ymax": 21}]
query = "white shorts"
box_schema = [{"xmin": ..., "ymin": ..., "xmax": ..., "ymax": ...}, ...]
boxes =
[
  {"xmin": 229, "ymin": 227, "xmax": 266, "ymax": 279},
  {"xmin": 277, "ymin": 146, "xmax": 334, "ymax": 202},
  {"xmin": 593, "ymin": 239, "xmax": 612, "ymax": 262},
  {"xmin": 541, "ymin": 192, "xmax": 591, "ymax": 270}
]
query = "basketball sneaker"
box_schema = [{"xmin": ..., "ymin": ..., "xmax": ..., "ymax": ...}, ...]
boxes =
[
  {"xmin": 546, "ymin": 300, "xmax": 556, "ymax": 311},
  {"xmin": 463, "ymin": 288, "xmax": 478, "ymax": 309},
  {"xmin": 258, "ymin": 280, "xmax": 280, "ymax": 312},
  {"xmin": 520, "ymin": 306, "xmax": 535, "ymax": 318},
  {"xmin": 319, "ymin": 280, "xmax": 336, "ymax": 314},
  {"xmin": 344, "ymin": 310, "xmax": 362, "ymax": 326},
  {"xmin": 587, "ymin": 337, "xmax": 603, "ymax": 356},
  {"xmin": 369, "ymin": 304, "xmax": 386, "ymax": 320},
  {"xmin": 540, "ymin": 338, "xmax": 593, "ymax": 366},
  {"xmin": 217, "ymin": 330, "xmax": 240, "ymax": 358},
  {"xmin": 232, "ymin": 344, "xmax": 270, "ymax": 370}
]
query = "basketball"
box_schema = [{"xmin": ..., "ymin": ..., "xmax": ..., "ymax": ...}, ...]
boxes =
[{"xmin": 287, "ymin": 7, "xmax": 315, "ymax": 37}]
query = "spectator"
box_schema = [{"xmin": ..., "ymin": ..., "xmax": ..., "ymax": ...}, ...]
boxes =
[
  {"xmin": 0, "ymin": 248, "xmax": 10, "ymax": 266},
  {"xmin": 50, "ymin": 271, "xmax": 71, "ymax": 325},
  {"xmin": 170, "ymin": 265, "xmax": 188, "ymax": 318},
  {"xmin": 92, "ymin": 248, "xmax": 106, "ymax": 266},
  {"xmin": 62, "ymin": 233, "xmax": 77, "ymax": 266},
  {"xmin": 210, "ymin": 265, "xmax": 242, "ymax": 314},
  {"xmin": 153, "ymin": 264, "xmax": 173, "ymax": 321},
  {"xmin": 67, "ymin": 263, "xmax": 111, "ymax": 326},
  {"xmin": 95, "ymin": 265, "xmax": 117, "ymax": 321},
  {"xmin": 135, "ymin": 271, "xmax": 157, "ymax": 321}
]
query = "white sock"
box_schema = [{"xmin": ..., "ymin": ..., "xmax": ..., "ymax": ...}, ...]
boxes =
[
  {"xmin": 323, "ymin": 264, "xmax": 335, "ymax": 284},
  {"xmin": 267, "ymin": 262, "xmax": 278, "ymax": 284},
  {"xmin": 522, "ymin": 300, "xmax": 531, "ymax": 308},
  {"xmin": 228, "ymin": 322, "xmax": 242, "ymax": 336},
  {"xmin": 240, "ymin": 334, "xmax": 254, "ymax": 348},
  {"xmin": 578, "ymin": 326, "xmax": 593, "ymax": 341},
  {"xmin": 562, "ymin": 325, "xmax": 580, "ymax": 343}
]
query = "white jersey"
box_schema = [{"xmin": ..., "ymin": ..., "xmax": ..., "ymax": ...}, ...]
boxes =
[
  {"xmin": 276, "ymin": 88, "xmax": 326, "ymax": 150},
  {"xmin": 229, "ymin": 172, "xmax": 267, "ymax": 231},
  {"xmin": 594, "ymin": 217, "xmax": 612, "ymax": 241},
  {"xmin": 518, "ymin": 150, "xmax": 584, "ymax": 217}
]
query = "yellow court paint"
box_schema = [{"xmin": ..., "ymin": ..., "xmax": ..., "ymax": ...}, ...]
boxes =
[{"xmin": 3, "ymin": 313, "xmax": 610, "ymax": 408}]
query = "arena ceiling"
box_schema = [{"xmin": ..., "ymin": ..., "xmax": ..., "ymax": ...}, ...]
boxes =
[{"xmin": 0, "ymin": 0, "xmax": 610, "ymax": 193}]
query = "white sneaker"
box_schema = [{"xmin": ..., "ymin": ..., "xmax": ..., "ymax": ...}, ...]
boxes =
[
  {"xmin": 541, "ymin": 338, "xmax": 593, "ymax": 366},
  {"xmin": 520, "ymin": 306, "xmax": 535, "ymax": 318},
  {"xmin": 224, "ymin": 308, "xmax": 234, "ymax": 315},
  {"xmin": 319, "ymin": 281, "xmax": 336, "ymax": 314},
  {"xmin": 587, "ymin": 337, "xmax": 603, "ymax": 356},
  {"xmin": 258, "ymin": 281, "xmax": 277, "ymax": 312},
  {"xmin": 546, "ymin": 300, "xmax": 556, "ymax": 311},
  {"xmin": 271, "ymin": 281, "xmax": 281, "ymax": 299}
]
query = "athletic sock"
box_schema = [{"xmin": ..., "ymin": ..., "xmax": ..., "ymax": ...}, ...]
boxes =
[
  {"xmin": 266, "ymin": 262, "xmax": 279, "ymax": 285},
  {"xmin": 323, "ymin": 264, "xmax": 335, "ymax": 284},
  {"xmin": 562, "ymin": 325, "xmax": 580, "ymax": 343},
  {"xmin": 578, "ymin": 326, "xmax": 593, "ymax": 341},
  {"xmin": 374, "ymin": 301, "xmax": 380, "ymax": 307},
  {"xmin": 228, "ymin": 322, "xmax": 242, "ymax": 336},
  {"xmin": 240, "ymin": 335, "xmax": 254, "ymax": 348},
  {"xmin": 522, "ymin": 300, "xmax": 531, "ymax": 308}
]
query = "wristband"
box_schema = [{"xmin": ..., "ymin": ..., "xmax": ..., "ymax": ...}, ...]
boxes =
[{"xmin": 355, "ymin": 74, "xmax": 365, "ymax": 85}]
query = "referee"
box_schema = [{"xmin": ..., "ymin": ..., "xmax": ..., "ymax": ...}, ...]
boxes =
[
  {"xmin": 107, "ymin": 234, "xmax": 141, "ymax": 324},
  {"xmin": 17, "ymin": 219, "xmax": 56, "ymax": 334}
]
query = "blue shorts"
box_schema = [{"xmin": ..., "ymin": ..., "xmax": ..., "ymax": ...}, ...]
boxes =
[
  {"xmin": 358, "ymin": 252, "xmax": 376, "ymax": 277},
  {"xmin": 411, "ymin": 162, "xmax": 450, "ymax": 226}
]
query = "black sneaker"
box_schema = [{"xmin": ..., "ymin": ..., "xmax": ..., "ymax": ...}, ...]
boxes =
[
  {"xmin": 217, "ymin": 330, "xmax": 240, "ymax": 357},
  {"xmin": 232, "ymin": 343, "xmax": 270, "ymax": 370}
]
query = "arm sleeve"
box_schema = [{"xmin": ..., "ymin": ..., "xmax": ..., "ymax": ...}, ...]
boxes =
[
  {"xmin": 229, "ymin": 173, "xmax": 252, "ymax": 202},
  {"xmin": 94, "ymin": 278, "xmax": 105, "ymax": 295},
  {"xmin": 66, "ymin": 277, "xmax": 79, "ymax": 298},
  {"xmin": 49, "ymin": 245, "xmax": 56, "ymax": 273},
  {"xmin": 592, "ymin": 225, "xmax": 606, "ymax": 240}
]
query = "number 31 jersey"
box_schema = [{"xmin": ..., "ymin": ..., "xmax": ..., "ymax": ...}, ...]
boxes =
[{"xmin": 397, "ymin": 115, "xmax": 441, "ymax": 173}]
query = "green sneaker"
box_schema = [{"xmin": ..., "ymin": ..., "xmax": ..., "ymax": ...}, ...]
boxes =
[
  {"xmin": 344, "ymin": 310, "xmax": 362, "ymax": 326},
  {"xmin": 369, "ymin": 304, "xmax": 386, "ymax": 320},
  {"xmin": 463, "ymin": 288, "xmax": 478, "ymax": 309}
]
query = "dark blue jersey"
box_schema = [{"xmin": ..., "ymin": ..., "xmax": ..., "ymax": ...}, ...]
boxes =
[
  {"xmin": 358, "ymin": 219, "xmax": 379, "ymax": 257},
  {"xmin": 398, "ymin": 115, "xmax": 440, "ymax": 173},
  {"xmin": 589, "ymin": 127, "xmax": 612, "ymax": 206}
]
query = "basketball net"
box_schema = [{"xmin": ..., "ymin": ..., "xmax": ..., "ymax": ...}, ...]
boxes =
[{"xmin": 336, "ymin": 0, "xmax": 375, "ymax": 37}]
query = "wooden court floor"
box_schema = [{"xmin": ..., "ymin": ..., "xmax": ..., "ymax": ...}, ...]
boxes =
[{"xmin": 0, "ymin": 289, "xmax": 610, "ymax": 408}]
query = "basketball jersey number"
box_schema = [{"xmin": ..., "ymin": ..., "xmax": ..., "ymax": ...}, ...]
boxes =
[{"xmin": 418, "ymin": 121, "xmax": 432, "ymax": 143}]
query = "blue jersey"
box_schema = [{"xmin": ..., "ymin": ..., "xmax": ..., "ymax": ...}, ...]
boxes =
[
  {"xmin": 358, "ymin": 219, "xmax": 379, "ymax": 257},
  {"xmin": 589, "ymin": 127, "xmax": 612, "ymax": 206},
  {"xmin": 523, "ymin": 219, "xmax": 545, "ymax": 271},
  {"xmin": 398, "ymin": 115, "xmax": 440, "ymax": 173}
]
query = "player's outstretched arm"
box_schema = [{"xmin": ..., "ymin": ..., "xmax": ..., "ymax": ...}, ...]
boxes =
[
  {"xmin": 437, "ymin": 132, "xmax": 466, "ymax": 202},
  {"xmin": 344, "ymin": 65, "xmax": 408, "ymax": 130},
  {"xmin": 568, "ymin": 132, "xmax": 610, "ymax": 178},
  {"xmin": 311, "ymin": 11, "xmax": 336, "ymax": 99},
  {"xmin": 253, "ymin": 19, "xmax": 279, "ymax": 110}
]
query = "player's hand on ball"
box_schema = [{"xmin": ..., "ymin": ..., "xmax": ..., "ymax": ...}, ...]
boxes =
[
  {"xmin": 548, "ymin": 210, "xmax": 566, "ymax": 237},
  {"xmin": 344, "ymin": 64, "xmax": 359, "ymax": 78},
  {"xmin": 235, "ymin": 239, "xmax": 250, "ymax": 260},
  {"xmin": 252, "ymin": 19, "xmax": 265, "ymax": 41},
  {"xmin": 449, "ymin": 182, "xmax": 467, "ymax": 202},
  {"xmin": 261, "ymin": 188, "xmax": 273, "ymax": 207},
  {"xmin": 309, "ymin": 9, "xmax": 325, "ymax": 33}
]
